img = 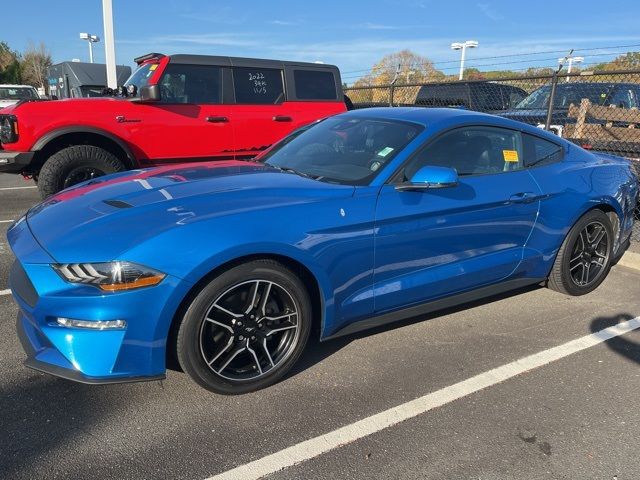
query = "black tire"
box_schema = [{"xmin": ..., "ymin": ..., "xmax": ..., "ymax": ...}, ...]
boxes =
[
  {"xmin": 177, "ymin": 259, "xmax": 312, "ymax": 394},
  {"xmin": 37, "ymin": 145, "xmax": 126, "ymax": 198},
  {"xmin": 547, "ymin": 209, "xmax": 614, "ymax": 296},
  {"xmin": 343, "ymin": 94, "xmax": 354, "ymax": 111}
]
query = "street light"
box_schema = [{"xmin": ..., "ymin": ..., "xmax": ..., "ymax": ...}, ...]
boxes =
[
  {"xmin": 79, "ymin": 32, "xmax": 100, "ymax": 63},
  {"xmin": 558, "ymin": 55, "xmax": 584, "ymax": 82},
  {"xmin": 451, "ymin": 40, "xmax": 478, "ymax": 80}
]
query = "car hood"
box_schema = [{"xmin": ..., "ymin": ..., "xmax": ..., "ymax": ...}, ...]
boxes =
[{"xmin": 26, "ymin": 161, "xmax": 355, "ymax": 263}]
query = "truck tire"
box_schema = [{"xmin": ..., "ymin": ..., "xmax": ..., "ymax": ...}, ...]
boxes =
[{"xmin": 38, "ymin": 145, "xmax": 126, "ymax": 198}]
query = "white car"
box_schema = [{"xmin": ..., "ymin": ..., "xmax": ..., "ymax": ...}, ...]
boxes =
[{"xmin": 0, "ymin": 84, "xmax": 40, "ymax": 109}]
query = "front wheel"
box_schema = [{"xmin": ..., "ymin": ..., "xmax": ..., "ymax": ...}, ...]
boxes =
[
  {"xmin": 37, "ymin": 145, "xmax": 126, "ymax": 198},
  {"xmin": 177, "ymin": 260, "xmax": 312, "ymax": 394},
  {"xmin": 547, "ymin": 209, "xmax": 614, "ymax": 296}
]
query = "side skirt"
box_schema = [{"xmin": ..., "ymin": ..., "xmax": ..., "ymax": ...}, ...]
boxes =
[{"xmin": 324, "ymin": 277, "xmax": 546, "ymax": 340}]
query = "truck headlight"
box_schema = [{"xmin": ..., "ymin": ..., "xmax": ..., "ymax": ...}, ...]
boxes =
[
  {"xmin": 0, "ymin": 115, "xmax": 18, "ymax": 143},
  {"xmin": 52, "ymin": 261, "xmax": 166, "ymax": 291}
]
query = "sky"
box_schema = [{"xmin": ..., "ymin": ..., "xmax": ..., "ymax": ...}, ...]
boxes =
[{"xmin": 3, "ymin": 0, "xmax": 640, "ymax": 84}]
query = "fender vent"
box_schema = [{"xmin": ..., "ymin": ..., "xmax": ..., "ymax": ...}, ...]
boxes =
[{"xmin": 103, "ymin": 199, "xmax": 133, "ymax": 209}]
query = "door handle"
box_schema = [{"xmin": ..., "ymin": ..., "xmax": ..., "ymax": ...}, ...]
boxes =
[
  {"xmin": 273, "ymin": 115, "xmax": 292, "ymax": 122},
  {"xmin": 206, "ymin": 116, "xmax": 229, "ymax": 123},
  {"xmin": 509, "ymin": 192, "xmax": 538, "ymax": 204}
]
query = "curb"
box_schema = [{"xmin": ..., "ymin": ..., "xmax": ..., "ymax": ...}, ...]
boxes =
[{"xmin": 618, "ymin": 249, "xmax": 640, "ymax": 272}]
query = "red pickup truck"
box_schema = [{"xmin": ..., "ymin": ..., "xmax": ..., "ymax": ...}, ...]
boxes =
[{"xmin": 0, "ymin": 53, "xmax": 347, "ymax": 197}]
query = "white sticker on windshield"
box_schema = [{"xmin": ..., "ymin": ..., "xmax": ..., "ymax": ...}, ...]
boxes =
[{"xmin": 377, "ymin": 147, "xmax": 394, "ymax": 157}]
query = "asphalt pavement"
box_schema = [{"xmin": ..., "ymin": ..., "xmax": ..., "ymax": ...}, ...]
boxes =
[{"xmin": 1, "ymin": 173, "xmax": 639, "ymax": 480}]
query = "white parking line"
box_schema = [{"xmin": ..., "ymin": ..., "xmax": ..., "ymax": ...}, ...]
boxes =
[
  {"xmin": 0, "ymin": 289, "xmax": 10, "ymax": 296},
  {"xmin": 207, "ymin": 316, "xmax": 640, "ymax": 480},
  {"xmin": 0, "ymin": 220, "xmax": 14, "ymax": 224},
  {"xmin": 0, "ymin": 185, "xmax": 37, "ymax": 191}
]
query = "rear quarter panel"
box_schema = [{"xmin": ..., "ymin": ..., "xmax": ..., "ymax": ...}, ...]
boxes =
[{"xmin": 521, "ymin": 145, "xmax": 637, "ymax": 278}]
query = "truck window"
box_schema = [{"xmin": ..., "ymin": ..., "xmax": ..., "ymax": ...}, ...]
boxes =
[
  {"xmin": 158, "ymin": 64, "xmax": 221, "ymax": 104},
  {"xmin": 293, "ymin": 70, "xmax": 337, "ymax": 100},
  {"xmin": 0, "ymin": 87, "xmax": 39, "ymax": 100},
  {"xmin": 233, "ymin": 67, "xmax": 284, "ymax": 104}
]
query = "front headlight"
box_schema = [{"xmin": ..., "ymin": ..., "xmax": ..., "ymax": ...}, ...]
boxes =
[
  {"xmin": 0, "ymin": 115, "xmax": 18, "ymax": 143},
  {"xmin": 52, "ymin": 261, "xmax": 166, "ymax": 291}
]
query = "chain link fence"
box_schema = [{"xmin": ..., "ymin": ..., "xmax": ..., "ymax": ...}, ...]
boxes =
[{"xmin": 345, "ymin": 69, "xmax": 640, "ymax": 245}]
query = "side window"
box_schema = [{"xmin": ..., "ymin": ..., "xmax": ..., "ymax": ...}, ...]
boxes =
[
  {"xmin": 293, "ymin": 70, "xmax": 337, "ymax": 100},
  {"xmin": 233, "ymin": 67, "xmax": 284, "ymax": 104},
  {"xmin": 609, "ymin": 87, "xmax": 634, "ymax": 109},
  {"xmin": 401, "ymin": 126, "xmax": 524, "ymax": 181},
  {"xmin": 522, "ymin": 134, "xmax": 563, "ymax": 167},
  {"xmin": 159, "ymin": 64, "xmax": 221, "ymax": 104},
  {"xmin": 507, "ymin": 89, "xmax": 526, "ymax": 108}
]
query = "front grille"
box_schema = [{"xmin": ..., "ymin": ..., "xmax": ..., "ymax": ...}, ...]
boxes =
[{"xmin": 9, "ymin": 261, "xmax": 39, "ymax": 308}]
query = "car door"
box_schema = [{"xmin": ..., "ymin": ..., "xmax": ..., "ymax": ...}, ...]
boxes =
[
  {"xmin": 286, "ymin": 67, "xmax": 347, "ymax": 129},
  {"xmin": 230, "ymin": 66, "xmax": 297, "ymax": 158},
  {"xmin": 373, "ymin": 125, "xmax": 541, "ymax": 313},
  {"xmin": 122, "ymin": 63, "xmax": 234, "ymax": 163}
]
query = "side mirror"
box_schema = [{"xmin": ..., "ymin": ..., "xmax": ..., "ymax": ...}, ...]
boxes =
[
  {"xmin": 395, "ymin": 166, "xmax": 459, "ymax": 192},
  {"xmin": 139, "ymin": 84, "xmax": 160, "ymax": 102}
]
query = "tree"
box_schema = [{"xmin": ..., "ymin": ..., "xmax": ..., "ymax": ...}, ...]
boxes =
[
  {"xmin": 364, "ymin": 50, "xmax": 446, "ymax": 103},
  {"xmin": 21, "ymin": 42, "xmax": 52, "ymax": 91},
  {"xmin": 0, "ymin": 41, "xmax": 22, "ymax": 84},
  {"xmin": 369, "ymin": 49, "xmax": 445, "ymax": 85},
  {"xmin": 593, "ymin": 52, "xmax": 640, "ymax": 71}
]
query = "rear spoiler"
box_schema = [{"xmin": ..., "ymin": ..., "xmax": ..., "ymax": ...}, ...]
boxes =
[{"xmin": 133, "ymin": 53, "xmax": 165, "ymax": 65}]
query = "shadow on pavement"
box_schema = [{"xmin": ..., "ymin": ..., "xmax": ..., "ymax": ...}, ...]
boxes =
[
  {"xmin": 590, "ymin": 313, "xmax": 640, "ymax": 365},
  {"xmin": 289, "ymin": 283, "xmax": 541, "ymax": 379},
  {"xmin": 0, "ymin": 371, "xmax": 158, "ymax": 479}
]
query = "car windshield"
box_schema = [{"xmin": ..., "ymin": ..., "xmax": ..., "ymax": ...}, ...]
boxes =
[
  {"xmin": 255, "ymin": 121, "xmax": 322, "ymax": 162},
  {"xmin": 0, "ymin": 87, "xmax": 38, "ymax": 101},
  {"xmin": 124, "ymin": 63, "xmax": 158, "ymax": 92},
  {"xmin": 515, "ymin": 84, "xmax": 615, "ymax": 109},
  {"xmin": 261, "ymin": 116, "xmax": 423, "ymax": 185}
]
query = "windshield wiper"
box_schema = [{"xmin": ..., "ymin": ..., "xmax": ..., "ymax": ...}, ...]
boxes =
[{"xmin": 267, "ymin": 164, "xmax": 318, "ymax": 180}]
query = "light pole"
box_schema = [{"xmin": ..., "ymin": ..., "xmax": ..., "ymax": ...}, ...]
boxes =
[
  {"xmin": 102, "ymin": 0, "xmax": 118, "ymax": 89},
  {"xmin": 451, "ymin": 40, "xmax": 478, "ymax": 80},
  {"xmin": 558, "ymin": 55, "xmax": 584, "ymax": 82},
  {"xmin": 79, "ymin": 33, "xmax": 100, "ymax": 63}
]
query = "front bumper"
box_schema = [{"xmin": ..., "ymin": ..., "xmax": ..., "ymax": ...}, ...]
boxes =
[
  {"xmin": 16, "ymin": 313, "xmax": 165, "ymax": 384},
  {"xmin": 7, "ymin": 218, "xmax": 191, "ymax": 384},
  {"xmin": 0, "ymin": 149, "xmax": 34, "ymax": 173}
]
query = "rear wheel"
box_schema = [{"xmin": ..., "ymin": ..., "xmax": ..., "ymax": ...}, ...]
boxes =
[
  {"xmin": 37, "ymin": 145, "xmax": 126, "ymax": 198},
  {"xmin": 177, "ymin": 260, "xmax": 312, "ymax": 394},
  {"xmin": 547, "ymin": 209, "xmax": 613, "ymax": 296}
]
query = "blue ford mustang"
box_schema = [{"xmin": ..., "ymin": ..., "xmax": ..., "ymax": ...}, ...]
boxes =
[{"xmin": 8, "ymin": 108, "xmax": 638, "ymax": 394}]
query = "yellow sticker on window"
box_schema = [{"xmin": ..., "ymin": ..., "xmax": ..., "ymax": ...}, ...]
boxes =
[
  {"xmin": 503, "ymin": 150, "xmax": 519, "ymax": 162},
  {"xmin": 149, "ymin": 64, "xmax": 158, "ymax": 71}
]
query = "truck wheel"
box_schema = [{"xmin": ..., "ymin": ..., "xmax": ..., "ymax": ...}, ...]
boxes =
[{"xmin": 38, "ymin": 145, "xmax": 126, "ymax": 198}]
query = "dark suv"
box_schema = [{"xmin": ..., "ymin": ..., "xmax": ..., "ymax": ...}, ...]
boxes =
[
  {"xmin": 415, "ymin": 81, "xmax": 527, "ymax": 111},
  {"xmin": 0, "ymin": 53, "xmax": 347, "ymax": 197}
]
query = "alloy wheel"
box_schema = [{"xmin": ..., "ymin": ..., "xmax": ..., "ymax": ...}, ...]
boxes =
[
  {"xmin": 568, "ymin": 221, "xmax": 610, "ymax": 287},
  {"xmin": 199, "ymin": 279, "xmax": 300, "ymax": 382},
  {"xmin": 63, "ymin": 167, "xmax": 105, "ymax": 188}
]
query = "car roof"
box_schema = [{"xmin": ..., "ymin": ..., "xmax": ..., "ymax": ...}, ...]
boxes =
[
  {"xmin": 339, "ymin": 107, "xmax": 565, "ymax": 142},
  {"xmin": 167, "ymin": 54, "xmax": 339, "ymax": 70},
  {"xmin": 542, "ymin": 82, "xmax": 637, "ymax": 88}
]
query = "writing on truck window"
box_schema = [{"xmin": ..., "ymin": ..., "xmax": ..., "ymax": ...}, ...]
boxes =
[{"xmin": 248, "ymin": 72, "xmax": 268, "ymax": 95}]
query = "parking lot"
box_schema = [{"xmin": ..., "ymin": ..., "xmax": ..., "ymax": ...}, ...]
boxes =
[{"xmin": 1, "ymin": 172, "xmax": 639, "ymax": 480}]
